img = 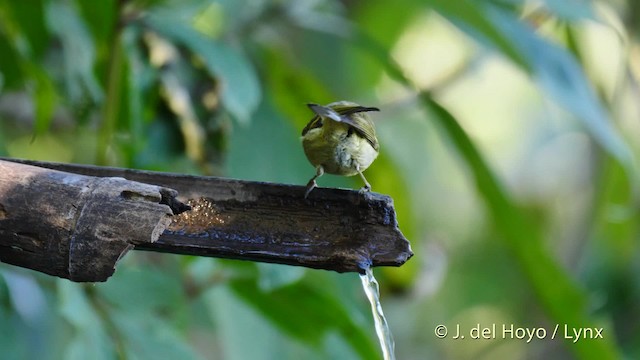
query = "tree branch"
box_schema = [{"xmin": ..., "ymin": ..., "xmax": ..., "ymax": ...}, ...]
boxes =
[
  {"xmin": 0, "ymin": 159, "xmax": 180, "ymax": 281},
  {"xmin": 1, "ymin": 158, "xmax": 413, "ymax": 279}
]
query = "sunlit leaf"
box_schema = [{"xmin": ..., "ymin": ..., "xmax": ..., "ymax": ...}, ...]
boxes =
[
  {"xmin": 485, "ymin": 8, "xmax": 635, "ymax": 174},
  {"xmin": 426, "ymin": 0, "xmax": 530, "ymax": 70}
]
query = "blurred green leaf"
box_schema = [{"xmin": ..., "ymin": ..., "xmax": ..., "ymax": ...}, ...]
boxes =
[
  {"xmin": 4, "ymin": 0, "xmax": 50, "ymax": 58},
  {"xmin": 423, "ymin": 96, "xmax": 620, "ymax": 360},
  {"xmin": 112, "ymin": 312, "xmax": 201, "ymax": 360},
  {"xmin": 421, "ymin": 1, "xmax": 634, "ymax": 174},
  {"xmin": 57, "ymin": 281, "xmax": 114, "ymax": 360},
  {"xmin": 0, "ymin": 29, "xmax": 25, "ymax": 89},
  {"xmin": 226, "ymin": 98, "xmax": 311, "ymax": 184},
  {"xmin": 256, "ymin": 263, "xmax": 305, "ymax": 291},
  {"xmin": 75, "ymin": 0, "xmax": 117, "ymax": 47},
  {"xmin": 58, "ymin": 282, "xmax": 100, "ymax": 330},
  {"xmin": 261, "ymin": 46, "xmax": 334, "ymax": 129},
  {"xmin": 146, "ymin": 14, "xmax": 261, "ymax": 124},
  {"xmin": 64, "ymin": 333, "xmax": 112, "ymax": 360},
  {"xmin": 426, "ymin": 0, "xmax": 530, "ymax": 70},
  {"xmin": 45, "ymin": 1, "xmax": 103, "ymax": 103},
  {"xmin": 206, "ymin": 285, "xmax": 325, "ymax": 360},
  {"xmin": 0, "ymin": 311, "xmax": 27, "ymax": 359},
  {"xmin": 228, "ymin": 278, "xmax": 379, "ymax": 359},
  {"xmin": 122, "ymin": 27, "xmax": 147, "ymax": 166},
  {"xmin": 26, "ymin": 63, "xmax": 58, "ymax": 136},
  {"xmin": 582, "ymin": 158, "xmax": 639, "ymax": 332},
  {"xmin": 542, "ymin": 0, "xmax": 596, "ymax": 21},
  {"xmin": 95, "ymin": 266, "xmax": 185, "ymax": 313},
  {"xmin": 485, "ymin": 8, "xmax": 635, "ymax": 176}
]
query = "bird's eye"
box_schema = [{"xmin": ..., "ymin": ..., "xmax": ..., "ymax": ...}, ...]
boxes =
[{"xmin": 347, "ymin": 127, "xmax": 354, "ymax": 137}]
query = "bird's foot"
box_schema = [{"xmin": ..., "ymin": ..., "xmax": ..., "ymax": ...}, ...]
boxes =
[
  {"xmin": 358, "ymin": 185, "xmax": 371, "ymax": 196},
  {"xmin": 304, "ymin": 180, "xmax": 318, "ymax": 199}
]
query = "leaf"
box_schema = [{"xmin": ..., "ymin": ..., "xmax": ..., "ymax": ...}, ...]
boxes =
[
  {"xmin": 57, "ymin": 281, "xmax": 114, "ymax": 360},
  {"xmin": 4, "ymin": 0, "xmax": 50, "ymax": 58},
  {"xmin": 0, "ymin": 307, "xmax": 27, "ymax": 360},
  {"xmin": 94, "ymin": 266, "xmax": 185, "ymax": 314},
  {"xmin": 122, "ymin": 27, "xmax": 148, "ymax": 165},
  {"xmin": 45, "ymin": 1, "xmax": 103, "ymax": 103},
  {"xmin": 0, "ymin": 29, "xmax": 25, "ymax": 89},
  {"xmin": 112, "ymin": 312, "xmax": 201, "ymax": 360},
  {"xmin": 484, "ymin": 7, "xmax": 635, "ymax": 174},
  {"xmin": 146, "ymin": 14, "xmax": 261, "ymax": 124},
  {"xmin": 228, "ymin": 278, "xmax": 379, "ymax": 360},
  {"xmin": 542, "ymin": 0, "xmax": 596, "ymax": 21},
  {"xmin": 75, "ymin": 0, "xmax": 118, "ymax": 46},
  {"xmin": 57, "ymin": 281, "xmax": 101, "ymax": 329},
  {"xmin": 0, "ymin": 270, "xmax": 47, "ymax": 325},
  {"xmin": 423, "ymin": 95, "xmax": 621, "ymax": 359},
  {"xmin": 256, "ymin": 263, "xmax": 305, "ymax": 291},
  {"xmin": 64, "ymin": 332, "xmax": 113, "ymax": 360},
  {"xmin": 425, "ymin": 0, "xmax": 530, "ymax": 70},
  {"xmin": 226, "ymin": 98, "xmax": 313, "ymax": 184},
  {"xmin": 26, "ymin": 64, "xmax": 58, "ymax": 137}
]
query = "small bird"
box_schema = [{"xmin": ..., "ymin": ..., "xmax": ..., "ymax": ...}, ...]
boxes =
[{"xmin": 301, "ymin": 101, "xmax": 380, "ymax": 198}]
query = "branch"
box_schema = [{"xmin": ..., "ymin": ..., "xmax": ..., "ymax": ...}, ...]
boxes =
[
  {"xmin": 1, "ymin": 158, "xmax": 413, "ymax": 279},
  {"xmin": 0, "ymin": 159, "xmax": 182, "ymax": 281}
]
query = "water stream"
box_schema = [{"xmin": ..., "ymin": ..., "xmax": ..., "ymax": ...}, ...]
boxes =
[{"xmin": 360, "ymin": 267, "xmax": 396, "ymax": 360}]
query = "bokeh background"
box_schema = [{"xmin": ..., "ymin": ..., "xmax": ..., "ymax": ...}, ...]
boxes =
[{"xmin": 1, "ymin": 0, "xmax": 639, "ymax": 359}]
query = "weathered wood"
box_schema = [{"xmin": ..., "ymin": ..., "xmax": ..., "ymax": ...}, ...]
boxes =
[
  {"xmin": 0, "ymin": 160, "xmax": 183, "ymax": 281},
  {"xmin": 3, "ymin": 158, "xmax": 413, "ymax": 274}
]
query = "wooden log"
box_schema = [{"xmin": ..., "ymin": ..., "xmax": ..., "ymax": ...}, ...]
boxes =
[
  {"xmin": 0, "ymin": 160, "xmax": 183, "ymax": 281},
  {"xmin": 2, "ymin": 158, "xmax": 413, "ymax": 276}
]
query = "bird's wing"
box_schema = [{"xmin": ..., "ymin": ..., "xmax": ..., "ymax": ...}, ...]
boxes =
[
  {"xmin": 304, "ymin": 103, "xmax": 380, "ymax": 150},
  {"xmin": 332, "ymin": 104, "xmax": 380, "ymax": 151},
  {"xmin": 301, "ymin": 114, "xmax": 322, "ymax": 136}
]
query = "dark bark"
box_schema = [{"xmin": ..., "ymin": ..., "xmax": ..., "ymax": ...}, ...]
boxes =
[
  {"xmin": 0, "ymin": 160, "xmax": 181, "ymax": 281},
  {"xmin": 1, "ymin": 158, "xmax": 413, "ymax": 279}
]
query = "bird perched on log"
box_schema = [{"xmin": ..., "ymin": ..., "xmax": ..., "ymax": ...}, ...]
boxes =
[{"xmin": 301, "ymin": 101, "xmax": 380, "ymax": 198}]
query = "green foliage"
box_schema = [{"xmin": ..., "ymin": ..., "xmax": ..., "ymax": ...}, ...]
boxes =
[{"xmin": 1, "ymin": 0, "xmax": 640, "ymax": 359}]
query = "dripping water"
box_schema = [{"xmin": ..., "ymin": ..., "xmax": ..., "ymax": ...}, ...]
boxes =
[{"xmin": 360, "ymin": 267, "xmax": 395, "ymax": 360}]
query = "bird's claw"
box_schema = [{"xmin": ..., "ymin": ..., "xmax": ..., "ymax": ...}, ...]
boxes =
[
  {"xmin": 358, "ymin": 185, "xmax": 371, "ymax": 196},
  {"xmin": 304, "ymin": 180, "xmax": 317, "ymax": 199}
]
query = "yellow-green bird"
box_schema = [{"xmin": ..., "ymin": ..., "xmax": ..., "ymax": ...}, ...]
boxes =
[{"xmin": 301, "ymin": 101, "xmax": 380, "ymax": 198}]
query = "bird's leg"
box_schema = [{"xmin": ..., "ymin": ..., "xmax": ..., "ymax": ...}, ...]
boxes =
[
  {"xmin": 304, "ymin": 165, "xmax": 324, "ymax": 198},
  {"xmin": 356, "ymin": 164, "xmax": 372, "ymax": 195}
]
